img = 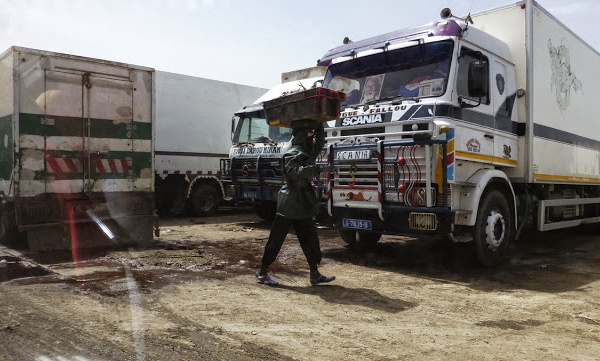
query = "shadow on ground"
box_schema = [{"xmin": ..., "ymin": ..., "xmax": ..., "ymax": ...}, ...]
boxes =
[
  {"xmin": 275, "ymin": 284, "xmax": 417, "ymax": 313},
  {"xmin": 320, "ymin": 225, "xmax": 600, "ymax": 294}
]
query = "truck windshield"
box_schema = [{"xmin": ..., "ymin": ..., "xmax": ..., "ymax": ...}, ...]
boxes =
[
  {"xmin": 323, "ymin": 40, "xmax": 453, "ymax": 106},
  {"xmin": 232, "ymin": 110, "xmax": 293, "ymax": 144}
]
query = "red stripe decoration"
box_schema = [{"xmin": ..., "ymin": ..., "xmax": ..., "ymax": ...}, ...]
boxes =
[
  {"xmin": 46, "ymin": 157, "xmax": 83, "ymax": 173},
  {"xmin": 377, "ymin": 150, "xmax": 382, "ymax": 203},
  {"xmin": 46, "ymin": 157, "xmax": 62, "ymax": 173},
  {"xmin": 64, "ymin": 158, "xmax": 79, "ymax": 173},
  {"xmin": 46, "ymin": 157, "xmax": 131, "ymax": 174},
  {"xmin": 327, "ymin": 147, "xmax": 333, "ymax": 202},
  {"xmin": 96, "ymin": 159, "xmax": 106, "ymax": 173},
  {"xmin": 108, "ymin": 159, "xmax": 118, "ymax": 173},
  {"xmin": 447, "ymin": 151, "xmax": 455, "ymax": 166},
  {"xmin": 95, "ymin": 159, "xmax": 129, "ymax": 174},
  {"xmin": 157, "ymin": 170, "xmax": 223, "ymax": 177}
]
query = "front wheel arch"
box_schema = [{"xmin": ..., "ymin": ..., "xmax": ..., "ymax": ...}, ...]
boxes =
[{"xmin": 456, "ymin": 170, "xmax": 517, "ymax": 229}]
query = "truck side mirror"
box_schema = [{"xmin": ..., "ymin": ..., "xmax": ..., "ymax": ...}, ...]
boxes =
[
  {"xmin": 231, "ymin": 116, "xmax": 236, "ymax": 140},
  {"xmin": 468, "ymin": 61, "xmax": 489, "ymax": 98}
]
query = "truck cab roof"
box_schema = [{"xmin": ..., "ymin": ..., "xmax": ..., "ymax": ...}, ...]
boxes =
[{"xmin": 318, "ymin": 18, "xmax": 512, "ymax": 66}]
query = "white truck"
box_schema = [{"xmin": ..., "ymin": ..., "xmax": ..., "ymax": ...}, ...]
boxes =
[
  {"xmin": 154, "ymin": 71, "xmax": 266, "ymax": 217},
  {"xmin": 0, "ymin": 46, "xmax": 155, "ymax": 250},
  {"xmin": 315, "ymin": 0, "xmax": 600, "ymax": 266},
  {"xmin": 221, "ymin": 67, "xmax": 325, "ymax": 220}
]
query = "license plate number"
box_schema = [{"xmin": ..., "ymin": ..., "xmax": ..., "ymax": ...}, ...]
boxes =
[
  {"xmin": 336, "ymin": 150, "xmax": 371, "ymax": 160},
  {"xmin": 243, "ymin": 192, "xmax": 258, "ymax": 199},
  {"xmin": 342, "ymin": 218, "xmax": 372, "ymax": 230}
]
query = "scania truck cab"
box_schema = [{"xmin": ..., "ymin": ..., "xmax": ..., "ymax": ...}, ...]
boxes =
[{"xmin": 316, "ymin": 2, "xmax": 600, "ymax": 266}]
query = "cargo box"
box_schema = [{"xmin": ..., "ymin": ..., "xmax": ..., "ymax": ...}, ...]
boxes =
[
  {"xmin": 264, "ymin": 88, "xmax": 345, "ymax": 127},
  {"xmin": 0, "ymin": 46, "xmax": 156, "ymax": 250}
]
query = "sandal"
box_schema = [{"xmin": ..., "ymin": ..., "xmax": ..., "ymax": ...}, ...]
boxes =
[
  {"xmin": 310, "ymin": 274, "xmax": 336, "ymax": 286},
  {"xmin": 255, "ymin": 271, "xmax": 279, "ymax": 286}
]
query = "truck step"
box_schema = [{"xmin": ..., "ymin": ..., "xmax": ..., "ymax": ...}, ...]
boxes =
[
  {"xmin": 454, "ymin": 209, "xmax": 473, "ymax": 215},
  {"xmin": 452, "ymin": 181, "xmax": 476, "ymax": 187}
]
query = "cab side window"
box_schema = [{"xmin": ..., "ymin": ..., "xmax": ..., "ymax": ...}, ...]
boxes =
[{"xmin": 457, "ymin": 47, "xmax": 490, "ymax": 105}]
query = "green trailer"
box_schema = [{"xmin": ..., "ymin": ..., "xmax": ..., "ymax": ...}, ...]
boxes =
[{"xmin": 0, "ymin": 46, "xmax": 156, "ymax": 250}]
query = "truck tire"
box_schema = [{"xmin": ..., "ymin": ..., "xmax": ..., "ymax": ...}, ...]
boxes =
[
  {"xmin": 339, "ymin": 229, "xmax": 382, "ymax": 247},
  {"xmin": 256, "ymin": 201, "xmax": 276, "ymax": 222},
  {"xmin": 190, "ymin": 185, "xmax": 220, "ymax": 217},
  {"xmin": 473, "ymin": 190, "xmax": 512, "ymax": 267}
]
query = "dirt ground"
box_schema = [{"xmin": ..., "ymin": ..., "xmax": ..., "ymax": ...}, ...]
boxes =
[{"xmin": 1, "ymin": 206, "xmax": 600, "ymax": 361}]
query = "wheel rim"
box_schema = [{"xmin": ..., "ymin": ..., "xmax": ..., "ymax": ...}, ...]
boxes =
[
  {"xmin": 485, "ymin": 210, "xmax": 505, "ymax": 251},
  {"xmin": 198, "ymin": 195, "xmax": 213, "ymax": 211}
]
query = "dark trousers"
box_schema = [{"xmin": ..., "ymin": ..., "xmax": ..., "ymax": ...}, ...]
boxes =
[{"xmin": 261, "ymin": 215, "xmax": 322, "ymax": 270}]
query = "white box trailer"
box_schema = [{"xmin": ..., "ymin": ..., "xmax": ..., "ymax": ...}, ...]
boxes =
[
  {"xmin": 154, "ymin": 71, "xmax": 267, "ymax": 216},
  {"xmin": 0, "ymin": 46, "xmax": 155, "ymax": 250},
  {"xmin": 316, "ymin": 0, "xmax": 600, "ymax": 266},
  {"xmin": 471, "ymin": 2, "xmax": 600, "ymax": 187}
]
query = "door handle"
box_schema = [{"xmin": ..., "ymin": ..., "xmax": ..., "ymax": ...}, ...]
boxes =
[{"xmin": 484, "ymin": 134, "xmax": 494, "ymax": 140}]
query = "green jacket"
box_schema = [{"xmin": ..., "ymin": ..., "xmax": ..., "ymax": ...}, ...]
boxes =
[{"xmin": 276, "ymin": 123, "xmax": 326, "ymax": 219}]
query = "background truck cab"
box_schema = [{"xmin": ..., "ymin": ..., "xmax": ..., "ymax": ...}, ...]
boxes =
[
  {"xmin": 221, "ymin": 67, "xmax": 325, "ymax": 221},
  {"xmin": 154, "ymin": 71, "xmax": 266, "ymax": 217}
]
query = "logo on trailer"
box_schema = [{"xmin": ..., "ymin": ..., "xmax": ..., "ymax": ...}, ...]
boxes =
[
  {"xmin": 548, "ymin": 39, "xmax": 582, "ymax": 111},
  {"xmin": 503, "ymin": 145, "xmax": 512, "ymax": 159},
  {"xmin": 466, "ymin": 139, "xmax": 481, "ymax": 153}
]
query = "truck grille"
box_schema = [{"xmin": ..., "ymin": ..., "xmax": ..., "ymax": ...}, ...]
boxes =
[
  {"xmin": 341, "ymin": 126, "xmax": 385, "ymax": 138},
  {"xmin": 230, "ymin": 157, "xmax": 284, "ymax": 184},
  {"xmin": 324, "ymin": 140, "xmax": 449, "ymax": 208}
]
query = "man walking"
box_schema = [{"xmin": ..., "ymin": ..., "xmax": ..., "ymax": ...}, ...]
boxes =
[{"xmin": 256, "ymin": 120, "xmax": 335, "ymax": 286}]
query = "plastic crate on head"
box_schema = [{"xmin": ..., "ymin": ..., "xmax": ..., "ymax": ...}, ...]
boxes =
[{"xmin": 264, "ymin": 88, "xmax": 346, "ymax": 128}]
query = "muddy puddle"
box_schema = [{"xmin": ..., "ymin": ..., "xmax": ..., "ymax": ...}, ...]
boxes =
[
  {"xmin": 0, "ymin": 255, "xmax": 53, "ymax": 283},
  {"xmin": 3, "ymin": 232, "xmax": 290, "ymax": 298}
]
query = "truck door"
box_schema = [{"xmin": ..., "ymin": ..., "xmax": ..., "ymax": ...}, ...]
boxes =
[
  {"xmin": 83, "ymin": 74, "xmax": 135, "ymax": 194},
  {"xmin": 44, "ymin": 70, "xmax": 85, "ymax": 194},
  {"xmin": 491, "ymin": 59, "xmax": 518, "ymax": 167},
  {"xmin": 454, "ymin": 45, "xmax": 495, "ymax": 164}
]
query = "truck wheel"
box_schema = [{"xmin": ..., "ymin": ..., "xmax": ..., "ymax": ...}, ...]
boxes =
[
  {"xmin": 190, "ymin": 185, "xmax": 220, "ymax": 217},
  {"xmin": 473, "ymin": 190, "xmax": 512, "ymax": 267},
  {"xmin": 256, "ymin": 201, "xmax": 276, "ymax": 222},
  {"xmin": 339, "ymin": 229, "xmax": 382, "ymax": 247}
]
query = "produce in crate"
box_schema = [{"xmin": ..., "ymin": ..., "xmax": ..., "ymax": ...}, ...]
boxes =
[{"xmin": 264, "ymin": 87, "xmax": 346, "ymax": 128}]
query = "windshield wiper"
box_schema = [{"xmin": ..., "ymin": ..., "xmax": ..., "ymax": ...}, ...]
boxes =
[
  {"xmin": 364, "ymin": 95, "xmax": 400, "ymax": 105},
  {"xmin": 355, "ymin": 95, "xmax": 421, "ymax": 108},
  {"xmin": 391, "ymin": 96, "xmax": 420, "ymax": 105}
]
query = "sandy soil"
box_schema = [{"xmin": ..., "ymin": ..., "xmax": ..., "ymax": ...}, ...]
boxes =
[{"xmin": 1, "ymin": 206, "xmax": 600, "ymax": 360}]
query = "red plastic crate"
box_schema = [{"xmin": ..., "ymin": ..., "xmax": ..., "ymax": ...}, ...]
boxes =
[{"xmin": 264, "ymin": 87, "xmax": 346, "ymax": 128}]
